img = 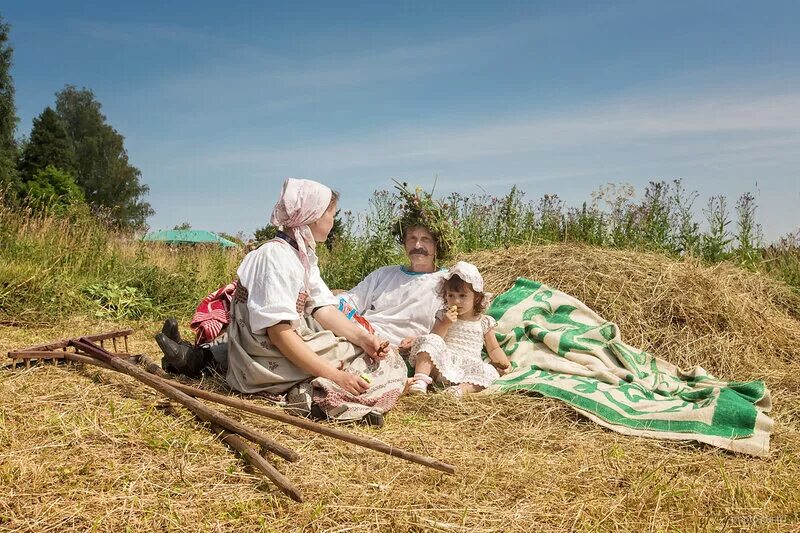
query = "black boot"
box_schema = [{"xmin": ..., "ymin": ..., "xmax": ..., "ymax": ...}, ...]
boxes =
[
  {"xmin": 155, "ymin": 333, "xmax": 212, "ymax": 377},
  {"xmin": 161, "ymin": 318, "xmax": 182, "ymax": 344},
  {"xmin": 362, "ymin": 411, "xmax": 385, "ymax": 428}
]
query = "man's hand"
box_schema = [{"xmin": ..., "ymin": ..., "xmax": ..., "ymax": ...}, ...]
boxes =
[{"xmin": 398, "ymin": 336, "xmax": 416, "ymax": 355}]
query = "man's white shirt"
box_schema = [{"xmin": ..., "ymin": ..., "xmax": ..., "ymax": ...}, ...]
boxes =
[{"xmin": 339, "ymin": 266, "xmax": 446, "ymax": 347}]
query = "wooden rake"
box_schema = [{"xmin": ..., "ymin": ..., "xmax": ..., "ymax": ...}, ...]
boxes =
[
  {"xmin": 8, "ymin": 329, "xmax": 455, "ymax": 502},
  {"xmin": 7, "ymin": 328, "xmax": 135, "ymax": 369}
]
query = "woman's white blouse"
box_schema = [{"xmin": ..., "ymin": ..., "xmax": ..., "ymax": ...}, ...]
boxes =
[{"xmin": 236, "ymin": 242, "xmax": 338, "ymax": 334}]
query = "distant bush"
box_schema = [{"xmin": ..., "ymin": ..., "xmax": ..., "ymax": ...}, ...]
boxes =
[
  {"xmin": 83, "ymin": 283, "xmax": 155, "ymax": 320},
  {"xmin": 19, "ymin": 165, "xmax": 84, "ymax": 213}
]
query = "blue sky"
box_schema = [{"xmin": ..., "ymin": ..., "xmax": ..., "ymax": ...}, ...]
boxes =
[{"xmin": 4, "ymin": 1, "xmax": 799, "ymax": 240}]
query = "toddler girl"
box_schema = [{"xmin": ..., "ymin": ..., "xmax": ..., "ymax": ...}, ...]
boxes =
[{"xmin": 408, "ymin": 261, "xmax": 512, "ymax": 397}]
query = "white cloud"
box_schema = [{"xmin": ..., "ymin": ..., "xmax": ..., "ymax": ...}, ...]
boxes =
[
  {"xmin": 113, "ymin": 8, "xmax": 797, "ymax": 239},
  {"xmin": 125, "ymin": 4, "xmax": 630, "ymax": 118},
  {"xmin": 185, "ymin": 87, "xmax": 800, "ymax": 173},
  {"xmin": 70, "ymin": 20, "xmax": 209, "ymax": 46}
]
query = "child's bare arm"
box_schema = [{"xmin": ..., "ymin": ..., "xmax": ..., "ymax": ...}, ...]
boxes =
[{"xmin": 484, "ymin": 328, "xmax": 511, "ymax": 374}]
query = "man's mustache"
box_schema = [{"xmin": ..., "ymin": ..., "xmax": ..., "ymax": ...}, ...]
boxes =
[{"xmin": 409, "ymin": 248, "xmax": 429, "ymax": 256}]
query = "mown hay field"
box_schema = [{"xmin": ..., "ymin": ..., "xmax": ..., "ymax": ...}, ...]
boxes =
[{"xmin": 1, "ymin": 244, "xmax": 799, "ymax": 532}]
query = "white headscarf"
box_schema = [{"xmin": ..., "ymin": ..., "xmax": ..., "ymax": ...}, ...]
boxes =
[{"xmin": 270, "ymin": 178, "xmax": 332, "ymax": 272}]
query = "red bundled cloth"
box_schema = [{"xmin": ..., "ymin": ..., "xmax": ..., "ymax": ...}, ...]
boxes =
[{"xmin": 191, "ymin": 282, "xmax": 237, "ymax": 345}]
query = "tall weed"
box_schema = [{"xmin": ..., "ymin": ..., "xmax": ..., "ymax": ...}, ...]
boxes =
[
  {"xmin": 0, "ymin": 202, "xmax": 241, "ymax": 324},
  {"xmin": 735, "ymin": 192, "xmax": 761, "ymax": 268},
  {"xmin": 671, "ymin": 180, "xmax": 701, "ymax": 256},
  {"xmin": 3, "ymin": 179, "xmax": 797, "ymax": 327},
  {"xmin": 762, "ymin": 230, "xmax": 800, "ymax": 294},
  {"xmin": 701, "ymin": 196, "xmax": 733, "ymax": 263}
]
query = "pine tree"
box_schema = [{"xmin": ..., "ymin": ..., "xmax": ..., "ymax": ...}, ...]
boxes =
[{"xmin": 19, "ymin": 107, "xmax": 76, "ymax": 180}]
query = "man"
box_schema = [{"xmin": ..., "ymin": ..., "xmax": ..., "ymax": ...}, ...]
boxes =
[{"xmin": 337, "ymin": 224, "xmax": 447, "ymax": 353}]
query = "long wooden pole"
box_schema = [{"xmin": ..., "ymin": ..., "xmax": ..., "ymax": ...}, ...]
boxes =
[
  {"xmin": 136, "ymin": 356, "xmax": 456, "ymax": 475},
  {"xmin": 208, "ymin": 423, "xmax": 303, "ymax": 502},
  {"xmin": 68, "ymin": 349, "xmax": 456, "ymax": 475},
  {"xmin": 64, "ymin": 351, "xmax": 303, "ymax": 501},
  {"xmin": 68, "ymin": 339, "xmax": 299, "ymax": 463}
]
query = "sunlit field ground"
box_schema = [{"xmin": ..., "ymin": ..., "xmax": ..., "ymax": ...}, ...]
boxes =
[{"xmin": 2, "ymin": 188, "xmax": 799, "ymax": 531}]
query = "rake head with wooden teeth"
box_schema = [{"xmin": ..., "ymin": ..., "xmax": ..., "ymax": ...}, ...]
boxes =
[{"xmin": 6, "ymin": 328, "xmax": 137, "ymax": 369}]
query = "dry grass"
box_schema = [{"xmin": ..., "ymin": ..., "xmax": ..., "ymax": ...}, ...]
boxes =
[{"xmin": 2, "ymin": 245, "xmax": 799, "ymax": 532}]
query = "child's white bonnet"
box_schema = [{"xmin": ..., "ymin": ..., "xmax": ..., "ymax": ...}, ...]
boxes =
[{"xmin": 443, "ymin": 261, "xmax": 484, "ymax": 292}]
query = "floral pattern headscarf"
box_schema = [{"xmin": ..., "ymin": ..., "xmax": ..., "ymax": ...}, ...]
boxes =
[{"xmin": 270, "ymin": 178, "xmax": 332, "ymax": 272}]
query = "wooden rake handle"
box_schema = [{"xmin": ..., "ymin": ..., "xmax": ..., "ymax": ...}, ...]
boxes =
[
  {"xmin": 70, "ymin": 338, "xmax": 298, "ymax": 461},
  {"xmin": 138, "ymin": 355, "xmax": 456, "ymax": 475},
  {"xmin": 209, "ymin": 424, "xmax": 303, "ymax": 502},
  {"xmin": 66, "ymin": 340, "xmax": 303, "ymax": 501}
]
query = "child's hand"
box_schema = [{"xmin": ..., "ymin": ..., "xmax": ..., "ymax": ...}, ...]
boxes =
[
  {"xmin": 489, "ymin": 347, "xmax": 512, "ymax": 375},
  {"xmin": 485, "ymin": 330, "xmax": 511, "ymax": 375},
  {"xmin": 443, "ymin": 305, "xmax": 459, "ymax": 324},
  {"xmin": 494, "ymin": 362, "xmax": 512, "ymax": 376}
]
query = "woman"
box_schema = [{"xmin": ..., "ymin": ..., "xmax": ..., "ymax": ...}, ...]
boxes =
[{"xmin": 224, "ymin": 178, "xmax": 407, "ymax": 424}]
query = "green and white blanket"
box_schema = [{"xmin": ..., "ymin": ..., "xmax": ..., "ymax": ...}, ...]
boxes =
[{"xmin": 485, "ymin": 278, "xmax": 773, "ymax": 456}]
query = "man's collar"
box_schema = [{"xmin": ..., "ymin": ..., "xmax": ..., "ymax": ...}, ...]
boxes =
[{"xmin": 400, "ymin": 265, "xmax": 445, "ymax": 275}]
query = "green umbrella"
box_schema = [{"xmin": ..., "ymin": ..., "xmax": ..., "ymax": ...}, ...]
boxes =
[{"xmin": 142, "ymin": 229, "xmax": 239, "ymax": 248}]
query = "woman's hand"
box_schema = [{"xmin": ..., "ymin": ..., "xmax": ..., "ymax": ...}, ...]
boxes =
[
  {"xmin": 358, "ymin": 334, "xmax": 390, "ymax": 361},
  {"xmin": 332, "ymin": 370, "xmax": 370, "ymax": 395},
  {"xmin": 314, "ymin": 306, "xmax": 388, "ymax": 359}
]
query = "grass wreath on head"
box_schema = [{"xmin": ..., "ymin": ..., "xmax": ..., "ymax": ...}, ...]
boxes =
[{"xmin": 391, "ymin": 180, "xmax": 461, "ymax": 263}]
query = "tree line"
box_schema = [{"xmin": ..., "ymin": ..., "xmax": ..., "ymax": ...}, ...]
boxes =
[{"xmin": 0, "ymin": 15, "xmax": 151, "ymax": 230}]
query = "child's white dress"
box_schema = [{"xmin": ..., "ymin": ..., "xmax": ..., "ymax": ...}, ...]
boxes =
[{"xmin": 409, "ymin": 311, "xmax": 500, "ymax": 387}]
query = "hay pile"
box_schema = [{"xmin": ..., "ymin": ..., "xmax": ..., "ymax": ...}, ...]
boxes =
[
  {"xmin": 468, "ymin": 244, "xmax": 800, "ymax": 384},
  {"xmin": 1, "ymin": 245, "xmax": 798, "ymax": 531}
]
